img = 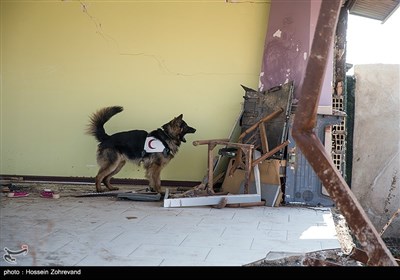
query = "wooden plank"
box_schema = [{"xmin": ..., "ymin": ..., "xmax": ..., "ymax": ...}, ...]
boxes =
[
  {"xmin": 259, "ymin": 123, "xmax": 269, "ymax": 153},
  {"xmin": 163, "ymin": 193, "xmax": 261, "ymax": 208},
  {"xmin": 253, "ymin": 150, "xmax": 261, "ymax": 195}
]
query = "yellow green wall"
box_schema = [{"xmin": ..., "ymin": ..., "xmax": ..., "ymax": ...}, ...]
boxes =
[{"xmin": 1, "ymin": 0, "xmax": 270, "ymax": 182}]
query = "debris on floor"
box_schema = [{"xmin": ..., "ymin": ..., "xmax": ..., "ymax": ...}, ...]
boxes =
[
  {"xmin": 74, "ymin": 190, "xmax": 132, "ymax": 197},
  {"xmin": 73, "ymin": 187, "xmax": 162, "ymax": 201},
  {"xmin": 7, "ymin": 191, "xmax": 30, "ymax": 198},
  {"xmin": 245, "ymin": 248, "xmax": 364, "ymax": 266},
  {"xmin": 117, "ymin": 191, "xmax": 161, "ymax": 201},
  {"xmin": 40, "ymin": 188, "xmax": 60, "ymax": 199}
]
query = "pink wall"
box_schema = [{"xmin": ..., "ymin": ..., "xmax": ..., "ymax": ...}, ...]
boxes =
[{"xmin": 260, "ymin": 0, "xmax": 332, "ymax": 108}]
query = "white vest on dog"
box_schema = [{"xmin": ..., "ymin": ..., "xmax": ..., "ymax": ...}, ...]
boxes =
[{"xmin": 144, "ymin": 137, "xmax": 166, "ymax": 153}]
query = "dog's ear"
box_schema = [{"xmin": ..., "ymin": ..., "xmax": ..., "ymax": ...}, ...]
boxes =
[{"xmin": 176, "ymin": 114, "xmax": 183, "ymax": 120}]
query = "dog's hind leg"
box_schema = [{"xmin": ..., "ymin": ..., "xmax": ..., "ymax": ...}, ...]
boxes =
[
  {"xmin": 103, "ymin": 159, "xmax": 126, "ymax": 191},
  {"xmin": 95, "ymin": 168, "xmax": 109, "ymax": 192},
  {"xmin": 95, "ymin": 149, "xmax": 122, "ymax": 192}
]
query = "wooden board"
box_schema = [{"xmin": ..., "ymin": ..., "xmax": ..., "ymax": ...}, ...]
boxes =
[{"xmin": 163, "ymin": 192, "xmax": 261, "ymax": 208}]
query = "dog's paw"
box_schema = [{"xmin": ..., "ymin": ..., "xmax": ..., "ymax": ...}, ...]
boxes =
[{"xmin": 149, "ymin": 187, "xmax": 159, "ymax": 193}]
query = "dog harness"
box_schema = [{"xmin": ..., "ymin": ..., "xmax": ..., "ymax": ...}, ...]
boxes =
[
  {"xmin": 142, "ymin": 129, "xmax": 171, "ymax": 157},
  {"xmin": 144, "ymin": 137, "xmax": 165, "ymax": 153}
]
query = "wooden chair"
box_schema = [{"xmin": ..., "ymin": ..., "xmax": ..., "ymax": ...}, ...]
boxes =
[
  {"xmin": 193, "ymin": 81, "xmax": 294, "ymax": 197},
  {"xmin": 193, "ymin": 108, "xmax": 289, "ymax": 195}
]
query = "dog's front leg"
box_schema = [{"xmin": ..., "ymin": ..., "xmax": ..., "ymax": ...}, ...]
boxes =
[{"xmin": 145, "ymin": 164, "xmax": 162, "ymax": 193}]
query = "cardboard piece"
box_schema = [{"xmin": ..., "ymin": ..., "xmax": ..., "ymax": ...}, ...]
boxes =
[
  {"xmin": 222, "ymin": 159, "xmax": 282, "ymax": 192},
  {"xmin": 222, "ymin": 158, "xmax": 283, "ymax": 206}
]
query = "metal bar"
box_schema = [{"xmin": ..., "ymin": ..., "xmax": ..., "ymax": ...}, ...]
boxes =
[
  {"xmin": 349, "ymin": 247, "xmax": 369, "ymax": 264},
  {"xmin": 291, "ymin": 0, "xmax": 397, "ymax": 266}
]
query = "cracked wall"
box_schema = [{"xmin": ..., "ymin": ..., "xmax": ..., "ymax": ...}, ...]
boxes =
[
  {"xmin": 0, "ymin": 1, "xmax": 269, "ymax": 181},
  {"xmin": 352, "ymin": 64, "xmax": 400, "ymax": 238}
]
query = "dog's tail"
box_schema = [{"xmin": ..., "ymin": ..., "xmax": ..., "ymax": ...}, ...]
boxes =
[{"xmin": 86, "ymin": 106, "xmax": 124, "ymax": 142}]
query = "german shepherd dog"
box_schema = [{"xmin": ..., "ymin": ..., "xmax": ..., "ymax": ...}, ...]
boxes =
[{"xmin": 87, "ymin": 106, "xmax": 196, "ymax": 193}]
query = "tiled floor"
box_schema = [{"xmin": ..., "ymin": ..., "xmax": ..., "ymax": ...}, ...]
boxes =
[{"xmin": 0, "ymin": 190, "xmax": 341, "ymax": 266}]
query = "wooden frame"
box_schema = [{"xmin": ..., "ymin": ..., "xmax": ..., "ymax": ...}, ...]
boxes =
[{"xmin": 163, "ymin": 109, "xmax": 289, "ymax": 208}]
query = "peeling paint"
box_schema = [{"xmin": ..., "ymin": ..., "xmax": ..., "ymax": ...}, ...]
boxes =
[
  {"xmin": 303, "ymin": 52, "xmax": 308, "ymax": 60},
  {"xmin": 273, "ymin": 29, "xmax": 282, "ymax": 38},
  {"xmin": 383, "ymin": 171, "xmax": 398, "ymax": 219},
  {"xmin": 258, "ymin": 72, "xmax": 265, "ymax": 91}
]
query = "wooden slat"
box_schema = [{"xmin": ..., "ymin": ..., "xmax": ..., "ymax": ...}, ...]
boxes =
[{"xmin": 163, "ymin": 193, "xmax": 261, "ymax": 208}]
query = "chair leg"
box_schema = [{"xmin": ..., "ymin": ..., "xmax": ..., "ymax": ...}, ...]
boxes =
[
  {"xmin": 243, "ymin": 146, "xmax": 253, "ymax": 194},
  {"xmin": 206, "ymin": 144, "xmax": 216, "ymax": 194}
]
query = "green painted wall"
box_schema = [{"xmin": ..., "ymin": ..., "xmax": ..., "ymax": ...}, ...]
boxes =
[{"xmin": 1, "ymin": 0, "xmax": 270, "ymax": 182}]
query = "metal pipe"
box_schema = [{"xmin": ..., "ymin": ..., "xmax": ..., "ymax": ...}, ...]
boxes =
[{"xmin": 291, "ymin": 0, "xmax": 397, "ymax": 266}]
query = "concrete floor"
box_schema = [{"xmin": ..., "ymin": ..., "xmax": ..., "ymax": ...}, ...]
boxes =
[{"xmin": 0, "ymin": 186, "xmax": 341, "ymax": 266}]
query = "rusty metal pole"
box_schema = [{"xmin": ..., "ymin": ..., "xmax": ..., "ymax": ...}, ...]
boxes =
[{"xmin": 291, "ymin": 0, "xmax": 398, "ymax": 266}]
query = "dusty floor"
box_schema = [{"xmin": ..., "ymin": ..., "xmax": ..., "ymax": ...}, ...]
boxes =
[
  {"xmin": 1, "ymin": 181, "xmax": 399, "ymax": 266},
  {"xmin": 246, "ymin": 208, "xmax": 360, "ymax": 266},
  {"xmin": 247, "ymin": 208, "xmax": 400, "ymax": 266}
]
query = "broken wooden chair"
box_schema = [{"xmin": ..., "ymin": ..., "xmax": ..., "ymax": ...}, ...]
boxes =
[
  {"xmin": 193, "ymin": 107, "xmax": 289, "ymax": 195},
  {"xmin": 194, "ymin": 81, "xmax": 294, "ymax": 197},
  {"xmin": 163, "ymin": 82, "xmax": 294, "ymax": 208}
]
